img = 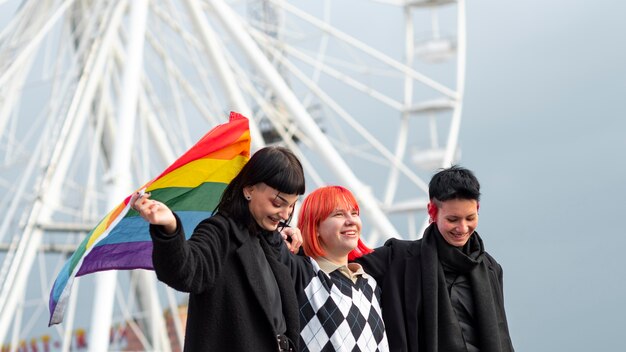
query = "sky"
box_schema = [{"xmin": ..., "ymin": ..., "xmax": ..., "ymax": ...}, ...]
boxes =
[{"xmin": 461, "ymin": 1, "xmax": 626, "ymax": 350}]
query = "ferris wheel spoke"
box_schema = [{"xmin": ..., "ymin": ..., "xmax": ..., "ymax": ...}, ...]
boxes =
[
  {"xmin": 0, "ymin": 0, "xmax": 76, "ymax": 88},
  {"xmin": 269, "ymin": 0, "xmax": 457, "ymax": 98},
  {"xmin": 182, "ymin": 0, "xmax": 269, "ymax": 149},
  {"xmin": 258, "ymin": 41, "xmax": 431, "ymax": 193},
  {"xmin": 264, "ymin": 38, "xmax": 406, "ymax": 110},
  {"xmin": 149, "ymin": 0, "xmax": 224, "ymax": 106},
  {"xmin": 141, "ymin": 33, "xmax": 222, "ymax": 130}
]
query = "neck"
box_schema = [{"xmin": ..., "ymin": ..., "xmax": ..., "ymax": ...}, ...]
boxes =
[{"xmin": 319, "ymin": 255, "xmax": 348, "ymax": 266}]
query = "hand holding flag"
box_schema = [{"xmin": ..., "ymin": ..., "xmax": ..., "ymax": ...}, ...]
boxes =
[{"xmin": 130, "ymin": 191, "xmax": 177, "ymax": 234}]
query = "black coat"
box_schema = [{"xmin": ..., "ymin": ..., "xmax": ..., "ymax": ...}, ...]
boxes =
[
  {"xmin": 356, "ymin": 237, "xmax": 510, "ymax": 352},
  {"xmin": 150, "ymin": 213, "xmax": 299, "ymax": 351}
]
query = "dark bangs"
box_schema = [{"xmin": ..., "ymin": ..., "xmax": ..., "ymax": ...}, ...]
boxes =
[
  {"xmin": 265, "ymin": 167, "xmax": 305, "ymax": 195},
  {"xmin": 248, "ymin": 146, "xmax": 305, "ymax": 195}
]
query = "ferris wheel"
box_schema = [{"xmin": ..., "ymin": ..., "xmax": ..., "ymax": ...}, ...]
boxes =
[{"xmin": 0, "ymin": 0, "xmax": 465, "ymax": 350}]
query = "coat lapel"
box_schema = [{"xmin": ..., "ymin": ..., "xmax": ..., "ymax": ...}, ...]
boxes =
[
  {"xmin": 404, "ymin": 242, "xmax": 422, "ymax": 350},
  {"xmin": 235, "ymin": 232, "xmax": 275, "ymax": 327},
  {"xmin": 259, "ymin": 238, "xmax": 300, "ymax": 346},
  {"xmin": 228, "ymin": 219, "xmax": 299, "ymax": 347}
]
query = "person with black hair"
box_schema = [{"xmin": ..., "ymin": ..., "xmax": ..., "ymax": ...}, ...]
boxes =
[
  {"xmin": 131, "ymin": 146, "xmax": 305, "ymax": 352},
  {"xmin": 356, "ymin": 166, "xmax": 514, "ymax": 352}
]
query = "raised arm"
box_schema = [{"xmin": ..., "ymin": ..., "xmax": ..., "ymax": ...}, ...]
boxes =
[{"xmin": 131, "ymin": 191, "xmax": 231, "ymax": 293}]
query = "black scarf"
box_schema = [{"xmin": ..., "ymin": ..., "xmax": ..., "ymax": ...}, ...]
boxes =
[
  {"xmin": 258, "ymin": 232, "xmax": 300, "ymax": 351},
  {"xmin": 421, "ymin": 223, "xmax": 513, "ymax": 352}
]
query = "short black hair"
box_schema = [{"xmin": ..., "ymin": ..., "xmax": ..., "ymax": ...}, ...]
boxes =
[
  {"xmin": 429, "ymin": 165, "xmax": 480, "ymax": 202},
  {"xmin": 216, "ymin": 146, "xmax": 306, "ymax": 227}
]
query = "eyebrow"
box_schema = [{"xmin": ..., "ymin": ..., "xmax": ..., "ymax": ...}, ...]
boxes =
[
  {"xmin": 274, "ymin": 193, "xmax": 297, "ymax": 206},
  {"xmin": 333, "ymin": 207, "xmax": 358, "ymax": 213}
]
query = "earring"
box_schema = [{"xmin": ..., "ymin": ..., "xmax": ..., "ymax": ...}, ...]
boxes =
[{"xmin": 245, "ymin": 195, "xmax": 251, "ymax": 200}]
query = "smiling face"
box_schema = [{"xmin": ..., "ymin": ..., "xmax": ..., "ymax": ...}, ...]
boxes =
[
  {"xmin": 434, "ymin": 198, "xmax": 479, "ymax": 247},
  {"xmin": 316, "ymin": 207, "xmax": 362, "ymax": 264},
  {"xmin": 244, "ymin": 183, "xmax": 299, "ymax": 231}
]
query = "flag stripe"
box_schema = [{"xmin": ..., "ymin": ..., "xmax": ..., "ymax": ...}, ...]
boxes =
[
  {"xmin": 139, "ymin": 182, "xmax": 227, "ymax": 212},
  {"xmin": 96, "ymin": 210, "xmax": 212, "ymax": 246},
  {"xmin": 147, "ymin": 155, "xmax": 246, "ymax": 191},
  {"xmin": 104, "ymin": 203, "xmax": 127, "ymax": 231},
  {"xmin": 76, "ymin": 241, "xmax": 154, "ymax": 276}
]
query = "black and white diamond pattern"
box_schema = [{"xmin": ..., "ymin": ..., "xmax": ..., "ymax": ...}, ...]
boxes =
[{"xmin": 298, "ymin": 259, "xmax": 388, "ymax": 352}]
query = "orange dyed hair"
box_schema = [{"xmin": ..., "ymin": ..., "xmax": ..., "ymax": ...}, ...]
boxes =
[{"xmin": 298, "ymin": 186, "xmax": 373, "ymax": 260}]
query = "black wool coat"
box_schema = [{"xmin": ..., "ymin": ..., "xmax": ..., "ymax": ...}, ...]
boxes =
[
  {"xmin": 150, "ymin": 213, "xmax": 299, "ymax": 352},
  {"xmin": 356, "ymin": 237, "xmax": 510, "ymax": 352}
]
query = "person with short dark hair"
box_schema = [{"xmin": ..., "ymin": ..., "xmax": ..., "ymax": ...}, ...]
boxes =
[
  {"xmin": 131, "ymin": 146, "xmax": 305, "ymax": 352},
  {"xmin": 356, "ymin": 166, "xmax": 514, "ymax": 352}
]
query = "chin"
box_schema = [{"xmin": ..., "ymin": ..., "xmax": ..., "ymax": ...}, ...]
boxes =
[
  {"xmin": 445, "ymin": 236, "xmax": 468, "ymax": 247},
  {"xmin": 265, "ymin": 223, "xmax": 279, "ymax": 231}
]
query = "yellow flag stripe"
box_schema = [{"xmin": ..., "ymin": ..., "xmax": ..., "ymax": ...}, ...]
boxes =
[{"xmin": 146, "ymin": 155, "xmax": 247, "ymax": 191}]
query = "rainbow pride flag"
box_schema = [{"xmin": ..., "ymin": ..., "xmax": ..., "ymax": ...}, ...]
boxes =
[{"xmin": 49, "ymin": 112, "xmax": 250, "ymax": 325}]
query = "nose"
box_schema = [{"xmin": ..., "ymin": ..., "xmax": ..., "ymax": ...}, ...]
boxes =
[
  {"xmin": 278, "ymin": 207, "xmax": 290, "ymax": 221},
  {"xmin": 345, "ymin": 213, "xmax": 358, "ymax": 224},
  {"xmin": 457, "ymin": 220, "xmax": 470, "ymax": 233}
]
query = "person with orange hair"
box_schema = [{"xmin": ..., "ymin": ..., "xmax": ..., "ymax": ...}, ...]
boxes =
[{"xmin": 275, "ymin": 185, "xmax": 389, "ymax": 352}]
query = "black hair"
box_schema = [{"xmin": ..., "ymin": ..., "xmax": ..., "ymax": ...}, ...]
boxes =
[
  {"xmin": 215, "ymin": 146, "xmax": 306, "ymax": 228},
  {"xmin": 429, "ymin": 165, "xmax": 480, "ymax": 202}
]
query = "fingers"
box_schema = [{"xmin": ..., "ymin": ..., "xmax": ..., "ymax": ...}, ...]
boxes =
[
  {"xmin": 129, "ymin": 192, "xmax": 140, "ymax": 210},
  {"xmin": 131, "ymin": 191, "xmax": 152, "ymax": 213},
  {"xmin": 131, "ymin": 192, "xmax": 164, "ymax": 223},
  {"xmin": 281, "ymin": 227, "xmax": 303, "ymax": 254},
  {"xmin": 290, "ymin": 229, "xmax": 302, "ymax": 253},
  {"xmin": 128, "ymin": 191, "xmax": 177, "ymax": 233}
]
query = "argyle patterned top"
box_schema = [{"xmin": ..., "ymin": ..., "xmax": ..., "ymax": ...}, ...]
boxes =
[{"xmin": 294, "ymin": 257, "xmax": 389, "ymax": 352}]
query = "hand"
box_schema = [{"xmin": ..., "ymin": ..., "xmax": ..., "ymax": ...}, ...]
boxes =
[
  {"xmin": 129, "ymin": 191, "xmax": 177, "ymax": 234},
  {"xmin": 280, "ymin": 226, "xmax": 303, "ymax": 254}
]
